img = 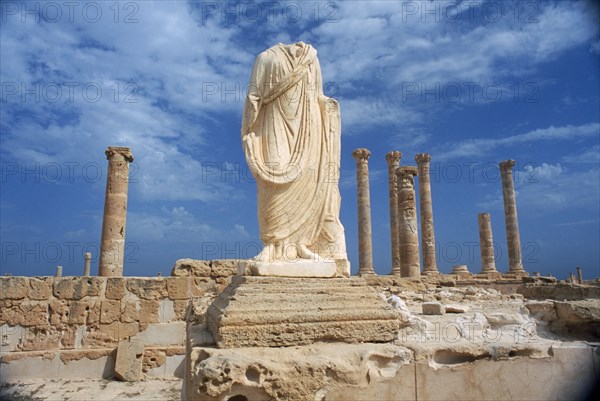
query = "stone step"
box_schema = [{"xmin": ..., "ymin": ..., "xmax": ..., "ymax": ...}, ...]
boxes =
[
  {"xmin": 209, "ymin": 294, "xmax": 382, "ymax": 311},
  {"xmin": 206, "ymin": 276, "xmax": 400, "ymax": 348},
  {"xmin": 209, "ymin": 307, "xmax": 397, "ymax": 327},
  {"xmin": 215, "ymin": 319, "xmax": 400, "ymax": 348}
]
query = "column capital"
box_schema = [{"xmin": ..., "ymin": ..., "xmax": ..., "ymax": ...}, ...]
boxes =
[
  {"xmin": 385, "ymin": 151, "xmax": 402, "ymax": 164},
  {"xmin": 352, "ymin": 148, "xmax": 371, "ymax": 161},
  {"xmin": 415, "ymin": 153, "xmax": 431, "ymax": 165},
  {"xmin": 106, "ymin": 146, "xmax": 134, "ymax": 162},
  {"xmin": 499, "ymin": 159, "xmax": 515, "ymax": 172},
  {"xmin": 395, "ymin": 166, "xmax": 418, "ymax": 177}
]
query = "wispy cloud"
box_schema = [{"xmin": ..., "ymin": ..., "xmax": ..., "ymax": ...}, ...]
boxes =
[{"xmin": 436, "ymin": 123, "xmax": 600, "ymax": 160}]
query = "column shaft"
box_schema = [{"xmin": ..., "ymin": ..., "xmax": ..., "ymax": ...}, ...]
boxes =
[
  {"xmin": 84, "ymin": 252, "xmax": 92, "ymax": 276},
  {"xmin": 396, "ymin": 166, "xmax": 420, "ymax": 278},
  {"xmin": 386, "ymin": 151, "xmax": 402, "ymax": 275},
  {"xmin": 99, "ymin": 146, "xmax": 134, "ymax": 277},
  {"xmin": 478, "ymin": 213, "xmax": 497, "ymax": 273},
  {"xmin": 499, "ymin": 160, "xmax": 524, "ymax": 273},
  {"xmin": 415, "ymin": 153, "xmax": 437, "ymax": 274},
  {"xmin": 352, "ymin": 148, "xmax": 374, "ymax": 275}
]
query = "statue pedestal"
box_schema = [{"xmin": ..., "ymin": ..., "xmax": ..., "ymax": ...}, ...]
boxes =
[
  {"xmin": 206, "ymin": 276, "xmax": 400, "ymax": 348},
  {"xmin": 238, "ymin": 259, "xmax": 350, "ymax": 278}
]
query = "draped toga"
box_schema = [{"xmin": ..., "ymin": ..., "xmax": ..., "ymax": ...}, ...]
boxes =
[{"xmin": 241, "ymin": 42, "xmax": 347, "ymax": 259}]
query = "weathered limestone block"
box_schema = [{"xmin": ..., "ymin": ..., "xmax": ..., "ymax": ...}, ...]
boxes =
[
  {"xmin": 139, "ymin": 300, "xmax": 160, "ymax": 324},
  {"xmin": 0, "ymin": 277, "xmax": 28, "ymax": 299},
  {"xmin": 517, "ymin": 283, "xmax": 600, "ymax": 300},
  {"xmin": 68, "ymin": 300, "xmax": 94, "ymax": 325},
  {"xmin": 105, "ymin": 278, "xmax": 126, "ymax": 300},
  {"xmin": 1, "ymin": 306, "xmax": 26, "ymax": 326},
  {"xmin": 114, "ymin": 341, "xmax": 144, "ymax": 381},
  {"xmin": 444, "ymin": 305, "xmax": 469, "ymax": 314},
  {"xmin": 100, "ymin": 300, "xmax": 121, "ymax": 324},
  {"xmin": 28, "ymin": 278, "xmax": 52, "ymax": 300},
  {"xmin": 49, "ymin": 299, "xmax": 70, "ymax": 326},
  {"xmin": 20, "ymin": 327, "xmax": 61, "ymax": 351},
  {"xmin": 210, "ymin": 260, "xmax": 240, "ymax": 277},
  {"xmin": 18, "ymin": 301, "xmax": 48, "ymax": 327},
  {"xmin": 186, "ymin": 343, "xmax": 413, "ymax": 401},
  {"xmin": 53, "ymin": 277, "xmax": 102, "ymax": 300},
  {"xmin": 167, "ymin": 277, "xmax": 191, "ymax": 300},
  {"xmin": 84, "ymin": 322, "xmax": 139, "ymax": 348},
  {"xmin": 121, "ymin": 301, "xmax": 139, "ymax": 323},
  {"xmin": 173, "ymin": 300, "xmax": 189, "ymax": 321},
  {"xmin": 422, "ymin": 302, "xmax": 444, "ymax": 315},
  {"xmin": 484, "ymin": 313, "xmax": 526, "ymax": 327},
  {"xmin": 206, "ymin": 276, "xmax": 401, "ymax": 348},
  {"xmin": 192, "ymin": 277, "xmax": 216, "ymax": 297},
  {"xmin": 554, "ymin": 300, "xmax": 600, "ymax": 323},
  {"xmin": 59, "ymin": 349, "xmax": 113, "ymax": 364},
  {"xmin": 142, "ymin": 348, "xmax": 167, "ymax": 373},
  {"xmin": 87, "ymin": 302, "xmax": 102, "ymax": 326},
  {"xmin": 171, "ymin": 258, "xmax": 211, "ymax": 277},
  {"xmin": 126, "ymin": 279, "xmax": 167, "ymax": 300},
  {"xmin": 525, "ymin": 301, "xmax": 557, "ymax": 322}
]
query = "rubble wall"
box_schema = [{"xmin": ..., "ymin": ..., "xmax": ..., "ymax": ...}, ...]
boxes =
[{"xmin": 0, "ymin": 260, "xmax": 237, "ymax": 382}]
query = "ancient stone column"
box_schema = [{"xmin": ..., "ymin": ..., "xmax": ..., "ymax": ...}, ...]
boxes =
[
  {"xmin": 83, "ymin": 252, "xmax": 91, "ymax": 276},
  {"xmin": 415, "ymin": 153, "xmax": 438, "ymax": 275},
  {"xmin": 478, "ymin": 213, "xmax": 497, "ymax": 273},
  {"xmin": 385, "ymin": 151, "xmax": 402, "ymax": 275},
  {"xmin": 352, "ymin": 148, "xmax": 374, "ymax": 276},
  {"xmin": 396, "ymin": 166, "xmax": 420, "ymax": 278},
  {"xmin": 55, "ymin": 265, "xmax": 63, "ymax": 277},
  {"xmin": 99, "ymin": 146, "xmax": 134, "ymax": 277},
  {"xmin": 499, "ymin": 160, "xmax": 524, "ymax": 273},
  {"xmin": 576, "ymin": 267, "xmax": 583, "ymax": 284},
  {"xmin": 569, "ymin": 273, "xmax": 575, "ymax": 285}
]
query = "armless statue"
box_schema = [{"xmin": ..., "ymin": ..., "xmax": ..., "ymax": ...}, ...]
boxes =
[{"xmin": 242, "ymin": 42, "xmax": 348, "ymax": 265}]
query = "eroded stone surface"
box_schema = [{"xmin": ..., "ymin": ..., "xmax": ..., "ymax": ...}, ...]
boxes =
[
  {"xmin": 206, "ymin": 276, "xmax": 402, "ymax": 348},
  {"xmin": 187, "ymin": 343, "xmax": 413, "ymax": 401},
  {"xmin": 114, "ymin": 341, "xmax": 144, "ymax": 381}
]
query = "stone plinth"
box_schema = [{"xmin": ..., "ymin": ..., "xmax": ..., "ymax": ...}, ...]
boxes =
[
  {"xmin": 99, "ymin": 146, "xmax": 134, "ymax": 277},
  {"xmin": 238, "ymin": 259, "xmax": 350, "ymax": 278},
  {"xmin": 206, "ymin": 276, "xmax": 401, "ymax": 348}
]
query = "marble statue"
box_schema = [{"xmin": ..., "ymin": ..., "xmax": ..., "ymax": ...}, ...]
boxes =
[{"xmin": 242, "ymin": 42, "xmax": 347, "ymax": 264}]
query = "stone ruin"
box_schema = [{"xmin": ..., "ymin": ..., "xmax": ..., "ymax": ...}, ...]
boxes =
[{"xmin": 1, "ymin": 42, "xmax": 599, "ymax": 401}]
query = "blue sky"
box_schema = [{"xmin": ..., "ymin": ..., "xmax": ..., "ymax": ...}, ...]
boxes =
[{"xmin": 1, "ymin": 0, "xmax": 599, "ymax": 279}]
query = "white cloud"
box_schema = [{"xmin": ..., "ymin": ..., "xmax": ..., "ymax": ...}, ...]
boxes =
[
  {"xmin": 436, "ymin": 123, "xmax": 600, "ymax": 160},
  {"xmin": 1, "ymin": 0, "xmax": 598, "ymax": 205},
  {"xmin": 127, "ymin": 206, "xmax": 249, "ymax": 243},
  {"xmin": 561, "ymin": 145, "xmax": 600, "ymax": 164}
]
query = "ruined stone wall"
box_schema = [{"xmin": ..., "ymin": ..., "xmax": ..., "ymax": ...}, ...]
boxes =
[{"xmin": 0, "ymin": 260, "xmax": 237, "ymax": 381}]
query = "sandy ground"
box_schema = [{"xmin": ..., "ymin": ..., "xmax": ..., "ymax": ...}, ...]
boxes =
[{"xmin": 0, "ymin": 378, "xmax": 182, "ymax": 401}]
